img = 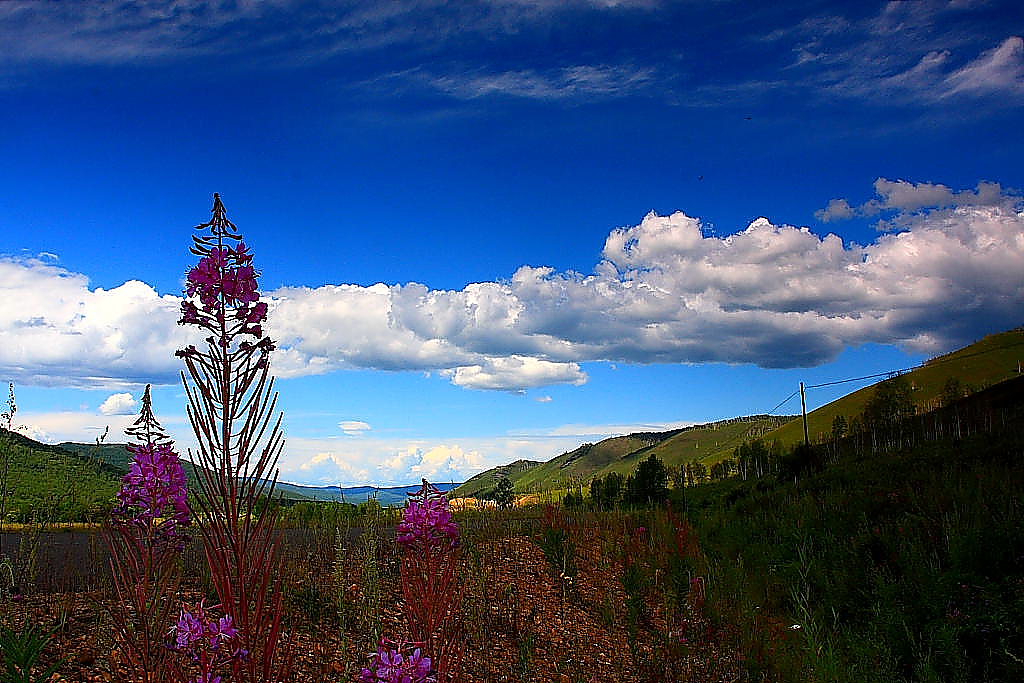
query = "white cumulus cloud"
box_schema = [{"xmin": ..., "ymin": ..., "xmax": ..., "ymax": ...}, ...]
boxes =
[
  {"xmin": 815, "ymin": 198, "xmax": 855, "ymax": 222},
  {"xmin": 99, "ymin": 392, "xmax": 137, "ymax": 416},
  {"xmin": 0, "ymin": 257, "xmax": 195, "ymax": 388},
  {"xmin": 442, "ymin": 357, "xmax": 586, "ymax": 392},
  {"xmin": 3, "ymin": 179, "xmax": 1023, "ymax": 391},
  {"xmin": 280, "ymin": 436, "xmax": 502, "ymax": 486},
  {"xmin": 380, "ymin": 444, "xmax": 485, "ymax": 484}
]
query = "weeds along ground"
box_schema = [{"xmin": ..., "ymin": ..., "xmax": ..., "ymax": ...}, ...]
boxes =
[
  {"xmin": 2, "ymin": 382, "xmax": 1020, "ymax": 682},
  {"xmin": 685, "ymin": 425, "xmax": 1024, "ymax": 683},
  {"xmin": 0, "ymin": 502, "xmax": 752, "ymax": 683},
  {"xmin": 1, "ymin": 428, "xmax": 1020, "ymax": 683}
]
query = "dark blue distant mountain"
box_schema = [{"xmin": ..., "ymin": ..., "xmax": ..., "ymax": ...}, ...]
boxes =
[
  {"xmin": 273, "ymin": 481, "xmax": 462, "ymax": 506},
  {"xmin": 56, "ymin": 441, "xmax": 461, "ymax": 506}
]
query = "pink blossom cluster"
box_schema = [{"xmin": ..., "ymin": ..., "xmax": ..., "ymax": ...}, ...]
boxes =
[
  {"xmin": 114, "ymin": 442, "xmax": 190, "ymax": 541},
  {"xmin": 186, "ymin": 244, "xmax": 258, "ymax": 306},
  {"xmin": 172, "ymin": 600, "xmax": 247, "ymax": 683},
  {"xmin": 397, "ymin": 491, "xmax": 459, "ymax": 550},
  {"xmin": 180, "ymin": 241, "xmax": 268, "ymax": 338},
  {"xmin": 360, "ymin": 640, "xmax": 435, "ymax": 683}
]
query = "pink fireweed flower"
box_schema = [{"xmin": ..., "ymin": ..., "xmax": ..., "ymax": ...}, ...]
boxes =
[
  {"xmin": 114, "ymin": 442, "xmax": 190, "ymax": 539},
  {"xmin": 175, "ymin": 609, "xmax": 207, "ymax": 651},
  {"xmin": 207, "ymin": 614, "xmax": 240, "ymax": 648},
  {"xmin": 185, "ymin": 244, "xmax": 264, "ymax": 310},
  {"xmin": 238, "ymin": 301, "xmax": 268, "ymax": 324},
  {"xmin": 360, "ymin": 640, "xmax": 435, "ymax": 683},
  {"xmin": 173, "ymin": 600, "xmax": 247, "ymax": 679},
  {"xmin": 397, "ymin": 493, "xmax": 459, "ymax": 550}
]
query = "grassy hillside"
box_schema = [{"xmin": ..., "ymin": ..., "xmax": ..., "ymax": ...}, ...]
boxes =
[
  {"xmin": 683, "ymin": 375, "xmax": 1024, "ymax": 682},
  {"xmin": 765, "ymin": 327, "xmax": 1024, "ymax": 448},
  {"xmin": 0, "ymin": 430, "xmax": 122, "ymax": 522},
  {"xmin": 597, "ymin": 415, "xmax": 792, "ymax": 477},
  {"xmin": 456, "ymin": 459, "xmax": 543, "ymax": 498},
  {"xmin": 513, "ymin": 434, "xmax": 663, "ymax": 491},
  {"xmin": 60, "ymin": 441, "xmax": 319, "ymax": 501},
  {"xmin": 457, "ymin": 416, "xmax": 791, "ymax": 496}
]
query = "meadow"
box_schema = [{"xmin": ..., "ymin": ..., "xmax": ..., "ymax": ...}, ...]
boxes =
[
  {"xmin": 1, "ymin": 371, "xmax": 1021, "ymax": 682},
  {"xmin": 1, "ymin": 197, "xmax": 1020, "ymax": 683}
]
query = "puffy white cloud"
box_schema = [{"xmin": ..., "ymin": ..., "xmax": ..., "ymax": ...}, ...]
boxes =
[
  {"xmin": 17, "ymin": 411, "xmax": 139, "ymax": 444},
  {"xmin": 0, "ymin": 257, "xmax": 196, "ymax": 388},
  {"xmin": 293, "ymin": 452, "xmax": 371, "ymax": 486},
  {"xmin": 817, "ymin": 179, "xmax": 1015, "ymax": 221},
  {"xmin": 4, "ymin": 180, "xmax": 1023, "ymax": 391},
  {"xmin": 381, "ymin": 444, "xmax": 485, "ymax": 483},
  {"xmin": 442, "ymin": 357, "xmax": 586, "ymax": 391},
  {"xmin": 339, "ymin": 420, "xmax": 372, "ymax": 436},
  {"xmin": 281, "ymin": 436, "xmax": 506, "ymax": 486},
  {"xmin": 99, "ymin": 392, "xmax": 137, "ymax": 416}
]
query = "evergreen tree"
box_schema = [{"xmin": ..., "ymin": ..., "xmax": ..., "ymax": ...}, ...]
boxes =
[
  {"xmin": 493, "ymin": 477, "xmax": 515, "ymax": 509},
  {"xmin": 633, "ymin": 454, "xmax": 669, "ymax": 505}
]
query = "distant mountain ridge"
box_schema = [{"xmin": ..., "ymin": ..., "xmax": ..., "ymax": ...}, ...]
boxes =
[
  {"xmin": 56, "ymin": 441, "xmax": 460, "ymax": 505},
  {"xmin": 455, "ymin": 327, "xmax": 1024, "ymax": 497},
  {"xmin": 455, "ymin": 414, "xmax": 793, "ymax": 498},
  {"xmin": 8, "ymin": 326, "xmax": 1023, "ymax": 514}
]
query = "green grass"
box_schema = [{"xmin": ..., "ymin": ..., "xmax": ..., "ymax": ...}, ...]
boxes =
[
  {"xmin": 456, "ymin": 459, "xmax": 544, "ymax": 498},
  {"xmin": 513, "ymin": 434, "xmax": 657, "ymax": 491},
  {"xmin": 0, "ymin": 430, "xmax": 121, "ymax": 522},
  {"xmin": 683, "ymin": 412, "xmax": 1024, "ymax": 681},
  {"xmin": 766, "ymin": 327, "xmax": 1024, "ymax": 448},
  {"xmin": 457, "ymin": 416, "xmax": 791, "ymax": 497},
  {"xmin": 596, "ymin": 415, "xmax": 792, "ymax": 476}
]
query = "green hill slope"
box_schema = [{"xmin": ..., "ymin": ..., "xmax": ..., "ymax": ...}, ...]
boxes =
[
  {"xmin": 455, "ymin": 459, "xmax": 544, "ymax": 498},
  {"xmin": 0, "ymin": 430, "xmax": 123, "ymax": 521},
  {"xmin": 59, "ymin": 441, "xmax": 315, "ymax": 501},
  {"xmin": 456, "ymin": 416, "xmax": 791, "ymax": 496},
  {"xmin": 765, "ymin": 327, "xmax": 1024, "ymax": 448},
  {"xmin": 596, "ymin": 415, "xmax": 793, "ymax": 477},
  {"xmin": 513, "ymin": 433, "xmax": 665, "ymax": 491}
]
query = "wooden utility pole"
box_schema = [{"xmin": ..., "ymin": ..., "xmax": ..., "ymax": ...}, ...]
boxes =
[{"xmin": 800, "ymin": 381, "xmax": 810, "ymax": 446}]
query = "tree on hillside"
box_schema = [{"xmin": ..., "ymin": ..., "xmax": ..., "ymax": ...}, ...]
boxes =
[
  {"xmin": 493, "ymin": 476, "xmax": 515, "ymax": 509},
  {"xmin": 862, "ymin": 375, "xmax": 915, "ymax": 429},
  {"xmin": 629, "ymin": 454, "xmax": 669, "ymax": 506},
  {"xmin": 710, "ymin": 458, "xmax": 736, "ymax": 481},
  {"xmin": 593, "ymin": 471, "xmax": 625, "ymax": 508},
  {"xmin": 589, "ymin": 476, "xmax": 604, "ymax": 508},
  {"xmin": 831, "ymin": 415, "xmax": 848, "ymax": 441},
  {"xmin": 736, "ymin": 440, "xmax": 771, "ymax": 480},
  {"xmin": 940, "ymin": 377, "xmax": 965, "ymax": 407},
  {"xmin": 685, "ymin": 460, "xmax": 709, "ymax": 486}
]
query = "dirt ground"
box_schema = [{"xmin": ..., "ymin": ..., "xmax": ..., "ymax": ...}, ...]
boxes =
[{"xmin": 1, "ymin": 531, "xmax": 750, "ymax": 682}]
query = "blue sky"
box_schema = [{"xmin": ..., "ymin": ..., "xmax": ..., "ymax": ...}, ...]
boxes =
[{"xmin": 1, "ymin": 0, "xmax": 1022, "ymax": 486}]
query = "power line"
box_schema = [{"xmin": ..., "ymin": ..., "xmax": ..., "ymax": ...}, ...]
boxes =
[
  {"xmin": 806, "ymin": 370, "xmax": 907, "ymax": 389},
  {"xmin": 715, "ymin": 333, "xmax": 1023, "ymax": 453},
  {"xmin": 766, "ymin": 390, "xmax": 799, "ymax": 415},
  {"xmin": 806, "ymin": 338, "xmax": 1024, "ymax": 391}
]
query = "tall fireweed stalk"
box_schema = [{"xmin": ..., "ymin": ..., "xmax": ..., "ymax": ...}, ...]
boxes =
[
  {"xmin": 103, "ymin": 384, "xmax": 190, "ymax": 683},
  {"xmin": 176, "ymin": 194, "xmax": 290, "ymax": 683},
  {"xmin": 397, "ymin": 480, "xmax": 464, "ymax": 683}
]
